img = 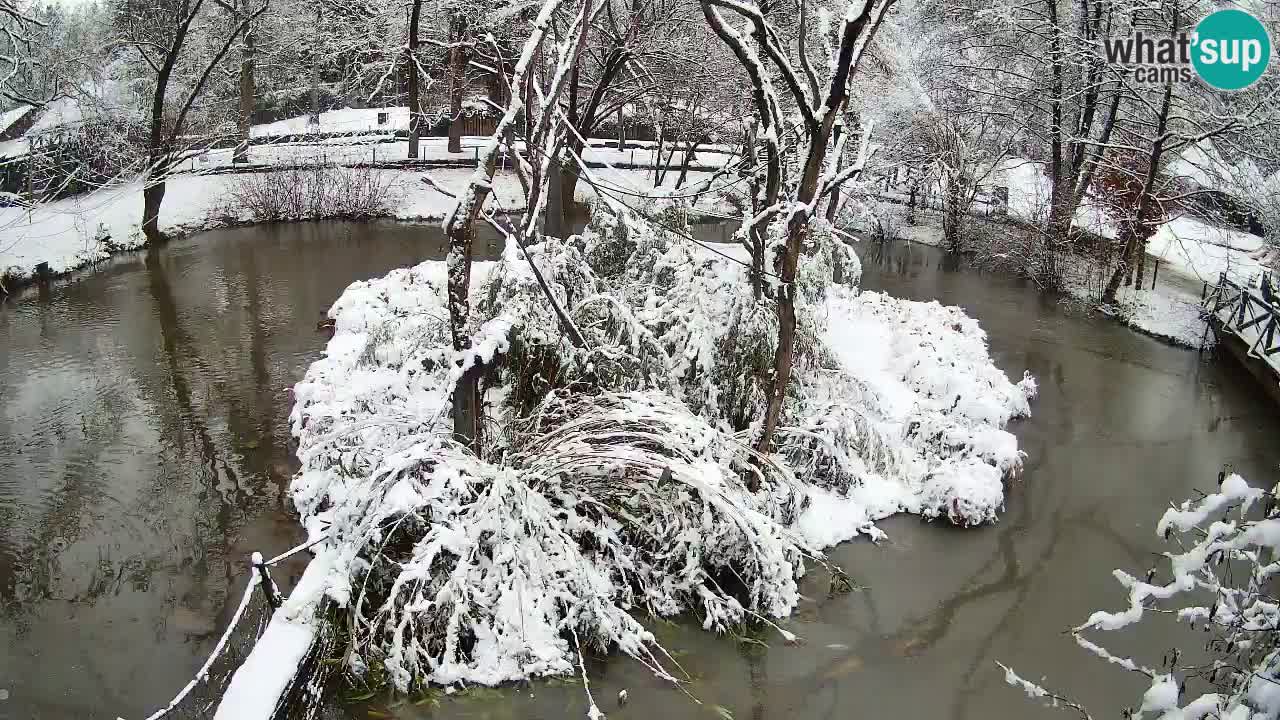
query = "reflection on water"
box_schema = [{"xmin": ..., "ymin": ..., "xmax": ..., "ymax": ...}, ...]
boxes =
[
  {"xmin": 0, "ymin": 221, "xmax": 491, "ymax": 719},
  {"xmin": 2, "ymin": 226, "xmax": 1278, "ymax": 720}
]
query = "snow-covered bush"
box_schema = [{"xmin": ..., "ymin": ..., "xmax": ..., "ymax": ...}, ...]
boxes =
[
  {"xmin": 288, "ymin": 206, "xmax": 1035, "ymax": 697},
  {"xmin": 221, "ymin": 163, "xmax": 399, "ymax": 223},
  {"xmin": 309, "ymin": 391, "xmax": 821, "ymax": 691},
  {"xmin": 290, "ymin": 252, "xmax": 828, "ymax": 689},
  {"xmin": 1002, "ymin": 472, "xmax": 1280, "ymax": 719},
  {"xmin": 837, "ymin": 198, "xmax": 906, "ymax": 243}
]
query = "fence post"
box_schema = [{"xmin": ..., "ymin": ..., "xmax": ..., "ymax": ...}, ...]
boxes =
[{"xmin": 252, "ymin": 552, "xmax": 283, "ymax": 610}]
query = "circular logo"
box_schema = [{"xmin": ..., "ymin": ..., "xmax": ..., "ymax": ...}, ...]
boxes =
[{"xmin": 1192, "ymin": 9, "xmax": 1271, "ymax": 90}]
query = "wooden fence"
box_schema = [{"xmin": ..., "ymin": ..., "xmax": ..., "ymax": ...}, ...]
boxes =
[{"xmin": 1203, "ymin": 272, "xmax": 1280, "ymax": 386}]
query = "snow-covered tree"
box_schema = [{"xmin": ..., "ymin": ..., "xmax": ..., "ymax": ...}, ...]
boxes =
[
  {"xmin": 110, "ymin": 0, "xmax": 265, "ymax": 242},
  {"xmin": 697, "ymin": 0, "xmax": 895, "ymax": 457},
  {"xmin": 1093, "ymin": 0, "xmax": 1278, "ymax": 304},
  {"xmin": 0, "ymin": 0, "xmax": 47, "ymax": 105}
]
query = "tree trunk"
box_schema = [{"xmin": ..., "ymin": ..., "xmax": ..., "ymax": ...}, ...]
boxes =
[
  {"xmin": 233, "ymin": 16, "xmax": 255, "ymax": 164},
  {"xmin": 653, "ymin": 132, "xmax": 664, "ymax": 185},
  {"xmin": 674, "ymin": 141, "xmax": 698, "ymax": 189},
  {"xmin": 755, "ymin": 217, "xmax": 803, "ymax": 459},
  {"xmin": 756, "ymin": 112, "xmax": 844, "ymax": 458},
  {"xmin": 446, "ymin": 14, "xmax": 468, "ymax": 154},
  {"xmin": 143, "ymin": 32, "xmax": 174, "ymax": 245},
  {"xmin": 943, "ymin": 194, "xmax": 964, "ymax": 252},
  {"xmin": 451, "ymin": 363, "xmax": 484, "ymax": 454},
  {"xmin": 142, "ymin": 177, "xmax": 166, "ymax": 245},
  {"xmin": 1038, "ymin": 189, "xmax": 1074, "ymax": 284},
  {"xmin": 560, "ymin": 161, "xmax": 580, "ymax": 223},
  {"xmin": 1103, "ymin": 82, "xmax": 1174, "ymax": 304},
  {"xmin": 1104, "ymin": 226, "xmax": 1137, "ymax": 303},
  {"xmin": 407, "ymin": 0, "xmax": 423, "ymax": 159},
  {"xmin": 546, "ymin": 159, "xmax": 567, "ymax": 239},
  {"xmin": 742, "ymin": 122, "xmax": 765, "ymax": 299},
  {"xmin": 616, "ymin": 105, "xmax": 625, "ymax": 150},
  {"xmin": 824, "ymin": 123, "xmax": 844, "ymax": 222},
  {"xmin": 309, "ymin": 5, "xmax": 321, "ymax": 128}
]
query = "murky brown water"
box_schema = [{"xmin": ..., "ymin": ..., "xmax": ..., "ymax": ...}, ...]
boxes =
[
  {"xmin": 0, "ymin": 221, "xmax": 507, "ymax": 720},
  {"xmin": 1, "ymin": 226, "xmax": 1277, "ymax": 720}
]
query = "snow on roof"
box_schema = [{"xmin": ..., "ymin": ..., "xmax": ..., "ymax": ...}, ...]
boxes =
[
  {"xmin": 0, "ymin": 98, "xmax": 88, "ymax": 159},
  {"xmin": 28, "ymin": 97, "xmax": 84, "ymax": 135},
  {"xmin": 0, "ymin": 105, "xmax": 35, "ymax": 134}
]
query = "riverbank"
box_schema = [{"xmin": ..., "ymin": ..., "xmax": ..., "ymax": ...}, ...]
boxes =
[
  {"xmin": 4, "ymin": 134, "xmax": 1268, "ymax": 353},
  {"xmin": 881, "ymin": 207, "xmax": 1256, "ymax": 349},
  {"xmin": 0, "ymin": 136, "xmax": 735, "ymax": 292}
]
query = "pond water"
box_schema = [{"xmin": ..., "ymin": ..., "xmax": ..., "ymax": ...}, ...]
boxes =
[{"xmin": 0, "ymin": 222, "xmax": 1277, "ymax": 720}]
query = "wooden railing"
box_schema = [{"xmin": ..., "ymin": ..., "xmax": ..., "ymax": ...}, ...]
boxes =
[{"xmin": 1203, "ymin": 272, "xmax": 1280, "ymax": 373}]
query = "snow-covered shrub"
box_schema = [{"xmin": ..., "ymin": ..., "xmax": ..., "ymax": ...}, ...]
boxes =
[
  {"xmin": 635, "ymin": 186, "xmax": 692, "ymax": 232},
  {"xmin": 480, "ymin": 233, "xmax": 680, "ymax": 417},
  {"xmin": 293, "ymin": 311, "xmax": 828, "ymax": 689},
  {"xmin": 578, "ymin": 206, "xmax": 636, "ymax": 279},
  {"xmin": 870, "ymin": 201, "xmax": 907, "ymax": 242},
  {"xmin": 1003, "ymin": 472, "xmax": 1280, "ymax": 719},
  {"xmin": 222, "ymin": 163, "xmax": 398, "ymax": 223},
  {"xmin": 837, "ymin": 198, "xmax": 905, "ymax": 242},
  {"xmin": 802, "ymin": 216, "xmax": 862, "ymax": 290},
  {"xmin": 794, "ymin": 289, "xmax": 1033, "ymax": 525},
  {"xmin": 289, "ymin": 204, "xmax": 1035, "ymax": 699}
]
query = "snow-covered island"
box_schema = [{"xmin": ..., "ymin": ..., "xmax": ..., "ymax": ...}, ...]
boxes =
[{"xmin": 237, "ymin": 202, "xmax": 1036, "ymax": 715}]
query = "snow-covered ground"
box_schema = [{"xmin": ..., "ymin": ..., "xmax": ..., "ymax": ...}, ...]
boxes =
[
  {"xmin": 0, "ymin": 104, "xmax": 740, "ymax": 286},
  {"xmin": 880, "ymin": 163, "xmax": 1267, "ymax": 347},
  {"xmin": 0, "ymin": 166, "xmax": 527, "ymax": 282},
  {"xmin": 1077, "ymin": 278, "xmax": 1210, "ymax": 348},
  {"xmin": 0, "ymin": 138, "xmax": 730, "ymax": 285}
]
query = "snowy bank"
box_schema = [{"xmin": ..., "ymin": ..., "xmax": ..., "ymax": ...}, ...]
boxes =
[
  {"xmin": 282, "ymin": 209, "xmax": 1035, "ymax": 695},
  {"xmin": 0, "ymin": 150, "xmax": 725, "ymax": 288},
  {"xmin": 0, "ymin": 166, "xmax": 521, "ymax": 285}
]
